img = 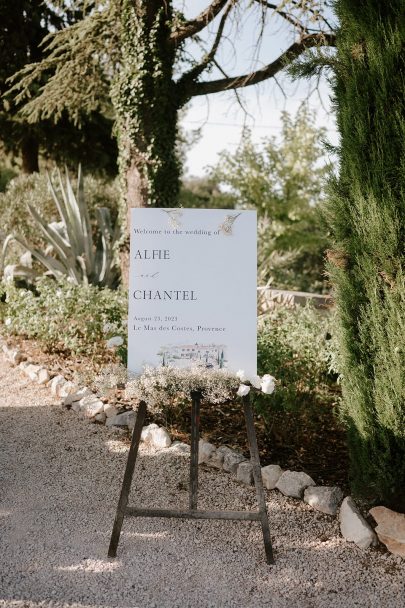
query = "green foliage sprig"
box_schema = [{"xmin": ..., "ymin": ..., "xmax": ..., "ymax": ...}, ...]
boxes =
[{"xmin": 0, "ymin": 278, "xmax": 126, "ymax": 356}]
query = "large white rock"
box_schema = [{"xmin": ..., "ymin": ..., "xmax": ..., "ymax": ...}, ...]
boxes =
[
  {"xmin": 276, "ymin": 470, "xmax": 315, "ymax": 499},
  {"xmin": 198, "ymin": 440, "xmax": 224, "ymax": 469},
  {"xmin": 304, "ymin": 486, "xmax": 343, "ymax": 516},
  {"xmin": 106, "ymin": 410, "xmax": 136, "ymax": 430},
  {"xmin": 150, "ymin": 427, "xmax": 172, "ymax": 449},
  {"xmin": 141, "ymin": 423, "xmax": 159, "ymax": 443},
  {"xmin": 339, "ymin": 496, "xmax": 377, "ymax": 549},
  {"xmin": 236, "ymin": 461, "xmax": 253, "ymax": 485},
  {"xmin": 80, "ymin": 395, "xmax": 105, "ymax": 418},
  {"xmin": 37, "ymin": 368, "xmax": 51, "ymax": 385},
  {"xmin": 50, "ymin": 375, "xmax": 66, "ymax": 397},
  {"xmin": 217, "ymin": 446, "xmax": 246, "ymax": 474},
  {"xmin": 59, "ymin": 381, "xmax": 78, "ymax": 399},
  {"xmin": 261, "ymin": 465, "xmax": 283, "ymax": 490},
  {"xmin": 198, "ymin": 439, "xmax": 216, "ymax": 464},
  {"xmin": 103, "ymin": 403, "xmax": 119, "ymax": 418},
  {"xmin": 369, "ymin": 506, "xmax": 405, "ymax": 558},
  {"xmin": 2, "ymin": 345, "xmax": 21, "ymax": 365},
  {"xmin": 63, "ymin": 387, "xmax": 93, "ymax": 407},
  {"xmin": 170, "ymin": 441, "xmax": 190, "ymax": 454},
  {"xmin": 6, "ymin": 348, "xmax": 23, "ymax": 366},
  {"xmin": 24, "ymin": 364, "xmax": 42, "ymax": 381}
]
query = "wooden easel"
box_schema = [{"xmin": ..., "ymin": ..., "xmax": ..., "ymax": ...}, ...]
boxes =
[{"xmin": 108, "ymin": 392, "xmax": 274, "ymax": 564}]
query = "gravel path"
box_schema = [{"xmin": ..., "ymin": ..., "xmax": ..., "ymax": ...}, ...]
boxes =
[{"xmin": 0, "ymin": 357, "xmax": 404, "ymax": 608}]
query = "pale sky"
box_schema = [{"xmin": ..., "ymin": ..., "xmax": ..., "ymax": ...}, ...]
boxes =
[{"xmin": 176, "ymin": 1, "xmax": 338, "ymax": 176}]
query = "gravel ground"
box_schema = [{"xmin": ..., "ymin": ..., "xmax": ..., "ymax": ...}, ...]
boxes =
[{"xmin": 0, "ymin": 358, "xmax": 404, "ymax": 608}]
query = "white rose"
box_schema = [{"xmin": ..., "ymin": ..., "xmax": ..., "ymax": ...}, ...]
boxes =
[
  {"xmin": 236, "ymin": 369, "xmax": 248, "ymax": 382},
  {"xmin": 106, "ymin": 336, "xmax": 124, "ymax": 348},
  {"xmin": 262, "ymin": 374, "xmax": 275, "ymax": 382},
  {"xmin": 249, "ymin": 374, "xmax": 262, "ymax": 389},
  {"xmin": 261, "ymin": 374, "xmax": 275, "ymax": 395},
  {"xmin": 237, "ymin": 384, "xmax": 251, "ymax": 397}
]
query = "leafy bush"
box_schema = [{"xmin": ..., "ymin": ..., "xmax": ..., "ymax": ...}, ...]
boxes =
[
  {"xmin": 0, "ymin": 276, "xmax": 339, "ymax": 413},
  {"xmin": 1, "ymin": 167, "xmax": 121, "ymax": 287},
  {"xmin": 0, "ymin": 166, "xmax": 17, "ymax": 193},
  {"xmin": 0, "ymin": 171, "xmax": 120, "ymax": 248},
  {"xmin": 257, "ymin": 304, "xmax": 338, "ymax": 414},
  {"xmin": 0, "ymin": 278, "xmax": 127, "ymax": 356},
  {"xmin": 210, "ymin": 105, "xmax": 330, "ymax": 293}
]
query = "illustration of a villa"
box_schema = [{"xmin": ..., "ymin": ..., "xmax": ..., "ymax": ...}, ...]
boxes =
[{"xmin": 157, "ymin": 343, "xmax": 227, "ymax": 369}]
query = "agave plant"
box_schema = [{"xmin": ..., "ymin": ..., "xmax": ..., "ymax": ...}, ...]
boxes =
[{"xmin": 1, "ymin": 166, "xmax": 120, "ymax": 288}]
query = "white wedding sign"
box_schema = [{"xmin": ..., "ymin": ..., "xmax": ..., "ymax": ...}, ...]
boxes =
[{"xmin": 128, "ymin": 208, "xmax": 257, "ymax": 375}]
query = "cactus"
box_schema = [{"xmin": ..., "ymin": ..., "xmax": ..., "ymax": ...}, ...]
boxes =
[{"xmin": 1, "ymin": 166, "xmax": 120, "ymax": 288}]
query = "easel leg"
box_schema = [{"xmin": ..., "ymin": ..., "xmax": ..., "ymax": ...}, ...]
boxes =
[
  {"xmin": 243, "ymin": 394, "xmax": 275, "ymax": 565},
  {"xmin": 108, "ymin": 400, "xmax": 147, "ymax": 557},
  {"xmin": 189, "ymin": 391, "xmax": 201, "ymax": 510}
]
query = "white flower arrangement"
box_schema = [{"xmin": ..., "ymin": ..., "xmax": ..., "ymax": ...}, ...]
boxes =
[
  {"xmin": 87, "ymin": 363, "xmax": 276, "ymax": 415},
  {"xmin": 236, "ymin": 370, "xmax": 276, "ymax": 399},
  {"xmin": 125, "ymin": 365, "xmax": 240, "ymax": 413},
  {"xmin": 124, "ymin": 366, "xmax": 276, "ymax": 414}
]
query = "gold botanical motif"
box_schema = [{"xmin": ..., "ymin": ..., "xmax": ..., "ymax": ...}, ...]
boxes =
[
  {"xmin": 162, "ymin": 209, "xmax": 183, "ymax": 229},
  {"xmin": 218, "ymin": 213, "xmax": 241, "ymax": 236}
]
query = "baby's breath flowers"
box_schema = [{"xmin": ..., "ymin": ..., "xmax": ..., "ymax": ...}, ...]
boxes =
[
  {"xmin": 125, "ymin": 366, "xmax": 240, "ymax": 414},
  {"xmin": 125, "ymin": 367, "xmax": 276, "ymax": 414},
  {"xmin": 89, "ymin": 364, "xmax": 276, "ymax": 415}
]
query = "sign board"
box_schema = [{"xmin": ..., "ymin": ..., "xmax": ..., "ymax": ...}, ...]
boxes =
[{"xmin": 128, "ymin": 208, "xmax": 257, "ymax": 376}]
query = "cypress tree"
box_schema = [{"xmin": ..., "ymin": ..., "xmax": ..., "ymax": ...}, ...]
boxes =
[{"xmin": 325, "ymin": 1, "xmax": 405, "ymax": 508}]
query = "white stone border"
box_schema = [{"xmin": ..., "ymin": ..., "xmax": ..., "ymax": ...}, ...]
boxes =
[{"xmin": 2, "ymin": 340, "xmax": 393, "ymax": 556}]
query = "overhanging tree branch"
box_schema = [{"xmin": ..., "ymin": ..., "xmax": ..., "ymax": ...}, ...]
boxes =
[
  {"xmin": 290, "ymin": 0, "xmax": 334, "ymax": 31},
  {"xmin": 189, "ymin": 32, "xmax": 336, "ymax": 97},
  {"xmin": 254, "ymin": 1, "xmax": 305, "ymax": 31},
  {"xmin": 170, "ymin": 0, "xmax": 229, "ymax": 43},
  {"xmin": 176, "ymin": 0, "xmax": 236, "ymax": 91}
]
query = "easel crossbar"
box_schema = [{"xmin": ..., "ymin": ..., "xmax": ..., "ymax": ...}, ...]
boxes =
[{"xmin": 125, "ymin": 507, "xmax": 261, "ymax": 521}]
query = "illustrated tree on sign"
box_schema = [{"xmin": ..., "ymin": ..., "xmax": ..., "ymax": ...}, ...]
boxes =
[{"xmin": 8, "ymin": 1, "xmax": 335, "ymax": 221}]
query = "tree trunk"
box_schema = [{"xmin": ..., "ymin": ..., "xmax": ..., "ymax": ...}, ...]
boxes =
[
  {"xmin": 327, "ymin": 1, "xmax": 405, "ymax": 509},
  {"xmin": 21, "ymin": 135, "xmax": 39, "ymax": 173},
  {"xmin": 114, "ymin": 0, "xmax": 180, "ymax": 283}
]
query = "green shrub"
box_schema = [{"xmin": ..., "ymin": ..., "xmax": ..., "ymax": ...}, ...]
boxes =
[
  {"xmin": 325, "ymin": 1, "xmax": 405, "ymax": 508},
  {"xmin": 1, "ymin": 166, "xmax": 121, "ymax": 287},
  {"xmin": 257, "ymin": 304, "xmax": 338, "ymax": 414},
  {"xmin": 0, "ymin": 278, "xmax": 339, "ymax": 412},
  {"xmin": 0, "ymin": 278, "xmax": 127, "ymax": 356},
  {"xmin": 0, "ymin": 171, "xmax": 120, "ymax": 248},
  {"xmin": 0, "ymin": 166, "xmax": 17, "ymax": 193}
]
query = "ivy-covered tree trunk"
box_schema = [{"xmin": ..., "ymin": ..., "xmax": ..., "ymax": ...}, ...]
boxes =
[
  {"xmin": 113, "ymin": 0, "xmax": 181, "ymax": 216},
  {"xmin": 326, "ymin": 1, "xmax": 405, "ymax": 509}
]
